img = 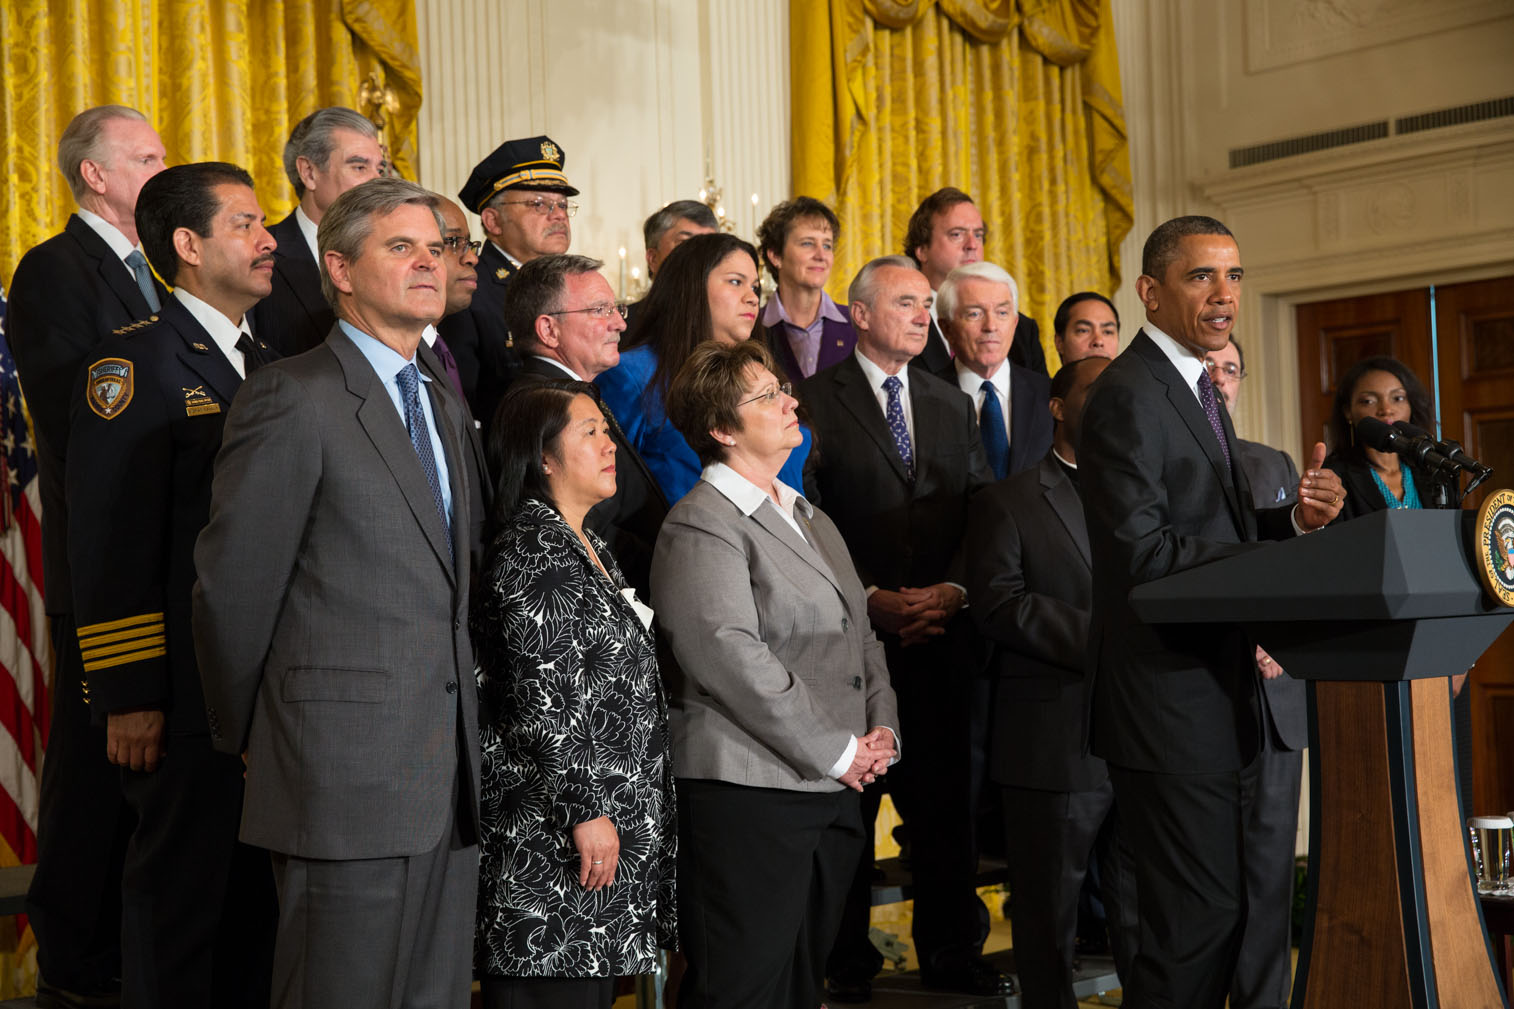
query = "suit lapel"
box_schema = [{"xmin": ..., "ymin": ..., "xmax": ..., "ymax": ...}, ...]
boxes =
[
  {"xmin": 160, "ymin": 298, "xmax": 243, "ymax": 404},
  {"xmin": 833, "ymin": 356, "xmax": 910, "ymax": 486},
  {"xmin": 68, "ymin": 215, "xmax": 156, "ymax": 319},
  {"xmin": 425, "ymin": 374, "xmax": 471, "ymax": 575},
  {"xmin": 270, "ymin": 215, "xmax": 329, "ymax": 322},
  {"xmin": 1040, "ymin": 458, "xmax": 1091, "ymax": 568},
  {"xmin": 908, "ymin": 375, "xmax": 951, "ymax": 496},
  {"xmin": 1132, "ymin": 331, "xmax": 1245, "ymax": 533},
  {"xmin": 333, "ymin": 332, "xmax": 458, "ymax": 584},
  {"xmin": 749, "ymin": 502, "xmax": 844, "ymax": 598},
  {"xmin": 1008, "ymin": 365, "xmax": 1037, "ymax": 474}
]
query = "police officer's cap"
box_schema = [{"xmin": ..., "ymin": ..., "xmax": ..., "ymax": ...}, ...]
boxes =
[{"xmin": 459, "ymin": 136, "xmax": 578, "ymax": 213}]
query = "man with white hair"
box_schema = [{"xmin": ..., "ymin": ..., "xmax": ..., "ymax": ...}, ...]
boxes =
[
  {"xmin": 250, "ymin": 106, "xmax": 384, "ymax": 356},
  {"xmin": 933, "ymin": 261, "xmax": 1052, "ymax": 480},
  {"xmin": 6, "ymin": 103, "xmax": 166, "ymax": 1009}
]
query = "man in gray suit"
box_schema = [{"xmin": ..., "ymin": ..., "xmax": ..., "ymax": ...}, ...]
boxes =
[
  {"xmin": 1205, "ymin": 335, "xmax": 1305, "ymax": 1009},
  {"xmin": 193, "ymin": 178, "xmax": 480, "ymax": 1009}
]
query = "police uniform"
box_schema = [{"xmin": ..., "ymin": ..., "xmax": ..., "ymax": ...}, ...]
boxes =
[
  {"xmin": 442, "ymin": 135, "xmax": 578, "ymax": 438},
  {"xmin": 6, "ymin": 212, "xmax": 164, "ymax": 999},
  {"xmin": 66, "ymin": 293, "xmax": 276, "ymax": 1008}
]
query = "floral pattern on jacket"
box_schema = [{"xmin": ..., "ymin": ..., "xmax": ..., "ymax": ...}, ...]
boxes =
[{"xmin": 473, "ymin": 498, "xmax": 676, "ymax": 978}]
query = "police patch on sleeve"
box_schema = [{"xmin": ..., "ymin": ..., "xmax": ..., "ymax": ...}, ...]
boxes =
[{"xmin": 86, "ymin": 358, "xmax": 134, "ymax": 419}]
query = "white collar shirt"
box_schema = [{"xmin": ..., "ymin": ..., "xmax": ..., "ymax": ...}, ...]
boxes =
[
  {"xmin": 173, "ymin": 289, "xmax": 251, "ymax": 378},
  {"xmin": 853, "ymin": 347, "xmax": 915, "ymax": 444},
  {"xmin": 954, "ymin": 357, "xmax": 1011, "ymax": 442}
]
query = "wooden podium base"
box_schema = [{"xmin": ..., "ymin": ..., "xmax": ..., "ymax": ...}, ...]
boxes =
[{"xmin": 1296, "ymin": 678, "xmax": 1508, "ymax": 1008}]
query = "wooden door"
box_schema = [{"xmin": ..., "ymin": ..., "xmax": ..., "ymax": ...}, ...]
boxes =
[
  {"xmin": 1432, "ymin": 276, "xmax": 1514, "ymax": 817},
  {"xmin": 1295, "ymin": 277, "xmax": 1514, "ymax": 816}
]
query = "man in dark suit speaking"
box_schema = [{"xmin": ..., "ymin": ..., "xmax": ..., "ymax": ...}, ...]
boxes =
[
  {"xmin": 1078, "ymin": 216, "xmax": 1344, "ymax": 1007},
  {"xmin": 194, "ymin": 178, "xmax": 480, "ymax": 1007}
]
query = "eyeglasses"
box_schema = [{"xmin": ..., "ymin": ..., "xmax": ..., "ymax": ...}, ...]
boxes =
[
  {"xmin": 442, "ymin": 236, "xmax": 481, "ymax": 256},
  {"xmin": 547, "ymin": 302, "xmax": 627, "ymax": 321},
  {"xmin": 498, "ymin": 197, "xmax": 579, "ymax": 217},
  {"xmin": 1203, "ymin": 359, "xmax": 1245, "ymax": 380},
  {"xmin": 738, "ymin": 382, "xmax": 792, "ymax": 408}
]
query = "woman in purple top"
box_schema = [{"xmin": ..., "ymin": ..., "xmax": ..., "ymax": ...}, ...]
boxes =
[
  {"xmin": 756, "ymin": 197, "xmax": 857, "ymax": 382},
  {"xmin": 597, "ymin": 232, "xmax": 812, "ymax": 503}
]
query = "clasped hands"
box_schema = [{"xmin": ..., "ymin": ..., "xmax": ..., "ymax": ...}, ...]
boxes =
[
  {"xmin": 868, "ymin": 583, "xmax": 964, "ymax": 647},
  {"xmin": 838, "ymin": 726, "xmax": 897, "ymax": 793}
]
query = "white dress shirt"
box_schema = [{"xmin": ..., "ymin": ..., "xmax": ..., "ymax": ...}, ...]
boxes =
[
  {"xmin": 294, "ymin": 205, "xmax": 320, "ymax": 260},
  {"xmin": 853, "ymin": 348, "xmax": 915, "ymax": 444},
  {"xmin": 76, "ymin": 207, "xmax": 140, "ymax": 266},
  {"xmin": 173, "ymin": 289, "xmax": 253, "ymax": 378},
  {"xmin": 954, "ymin": 357, "xmax": 1011, "ymax": 443}
]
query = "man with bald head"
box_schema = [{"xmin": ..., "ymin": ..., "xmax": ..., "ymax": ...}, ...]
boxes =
[
  {"xmin": 6, "ymin": 104, "xmax": 167, "ymax": 1006},
  {"xmin": 934, "ymin": 261, "xmax": 1052, "ymax": 481}
]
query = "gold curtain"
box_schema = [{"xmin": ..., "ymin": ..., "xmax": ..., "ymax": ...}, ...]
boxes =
[
  {"xmin": 791, "ymin": 0, "xmax": 1132, "ymax": 371},
  {"xmin": 0, "ymin": 0, "xmax": 422, "ymax": 289}
]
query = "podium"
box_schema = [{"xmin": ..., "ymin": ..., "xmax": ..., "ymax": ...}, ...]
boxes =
[{"xmin": 1129, "ymin": 509, "xmax": 1511, "ymax": 1009}]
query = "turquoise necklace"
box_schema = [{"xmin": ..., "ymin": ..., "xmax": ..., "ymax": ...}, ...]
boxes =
[{"xmin": 1370, "ymin": 465, "xmax": 1421, "ymax": 509}]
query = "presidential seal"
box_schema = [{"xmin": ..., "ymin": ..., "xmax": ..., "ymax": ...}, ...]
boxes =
[
  {"xmin": 86, "ymin": 358, "xmax": 134, "ymax": 419},
  {"xmin": 1474, "ymin": 489, "xmax": 1514, "ymax": 607}
]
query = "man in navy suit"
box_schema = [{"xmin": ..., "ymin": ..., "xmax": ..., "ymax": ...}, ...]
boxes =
[
  {"xmin": 1079, "ymin": 217, "xmax": 1344, "ymax": 1007},
  {"xmin": 6, "ymin": 104, "xmax": 166, "ymax": 1008},
  {"xmin": 67, "ymin": 161, "xmax": 279, "ymax": 1008},
  {"xmin": 250, "ymin": 107, "xmax": 383, "ymax": 357}
]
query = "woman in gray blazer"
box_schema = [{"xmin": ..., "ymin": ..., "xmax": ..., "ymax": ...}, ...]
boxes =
[
  {"xmin": 473, "ymin": 380, "xmax": 676, "ymax": 1009},
  {"xmin": 651, "ymin": 340, "xmax": 900, "ymax": 1009}
]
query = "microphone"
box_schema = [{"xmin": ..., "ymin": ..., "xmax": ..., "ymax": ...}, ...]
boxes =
[
  {"xmin": 1392, "ymin": 421, "xmax": 1490, "ymax": 476},
  {"xmin": 1353, "ymin": 417, "xmax": 1456, "ymax": 472}
]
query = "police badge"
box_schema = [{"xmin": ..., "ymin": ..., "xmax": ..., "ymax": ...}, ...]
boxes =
[
  {"xmin": 86, "ymin": 358, "xmax": 134, "ymax": 419},
  {"xmin": 540, "ymin": 140, "xmax": 561, "ymax": 163},
  {"xmin": 1474, "ymin": 489, "xmax": 1514, "ymax": 607}
]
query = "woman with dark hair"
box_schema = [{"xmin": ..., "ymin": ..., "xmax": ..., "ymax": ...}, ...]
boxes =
[
  {"xmin": 597, "ymin": 231, "xmax": 812, "ymax": 502},
  {"xmin": 651, "ymin": 339, "xmax": 898, "ymax": 1009},
  {"xmin": 472, "ymin": 380, "xmax": 675, "ymax": 1009},
  {"xmin": 755, "ymin": 196, "xmax": 856, "ymax": 381},
  {"xmin": 1323, "ymin": 355, "xmax": 1440, "ymax": 517}
]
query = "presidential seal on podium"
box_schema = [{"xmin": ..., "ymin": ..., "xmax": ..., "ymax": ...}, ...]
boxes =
[{"xmin": 1474, "ymin": 488, "xmax": 1514, "ymax": 606}]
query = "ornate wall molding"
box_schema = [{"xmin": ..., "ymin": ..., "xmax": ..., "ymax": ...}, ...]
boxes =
[{"xmin": 1244, "ymin": 0, "xmax": 1513, "ymax": 72}]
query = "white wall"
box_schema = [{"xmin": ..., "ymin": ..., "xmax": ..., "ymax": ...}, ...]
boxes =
[{"xmin": 415, "ymin": 0, "xmax": 790, "ymax": 299}]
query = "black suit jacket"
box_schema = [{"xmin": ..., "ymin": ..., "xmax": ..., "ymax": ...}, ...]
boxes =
[
  {"xmin": 1079, "ymin": 330, "xmax": 1296, "ymax": 773},
  {"xmin": 249, "ymin": 211, "xmax": 332, "ymax": 358},
  {"xmin": 515, "ymin": 356, "xmax": 669, "ymax": 597},
  {"xmin": 1235, "ymin": 438, "xmax": 1306, "ymax": 751},
  {"xmin": 5, "ymin": 213, "xmax": 165, "ymax": 613},
  {"xmin": 966, "ymin": 455, "xmax": 1107, "ymax": 792},
  {"xmin": 930, "ymin": 358, "xmax": 1053, "ymax": 478},
  {"xmin": 798, "ymin": 353, "xmax": 993, "ymax": 598},
  {"xmin": 418, "ymin": 339, "xmax": 490, "ymax": 574},
  {"xmin": 65, "ymin": 296, "xmax": 273, "ymax": 732},
  {"xmin": 439, "ymin": 241, "xmax": 521, "ymax": 439}
]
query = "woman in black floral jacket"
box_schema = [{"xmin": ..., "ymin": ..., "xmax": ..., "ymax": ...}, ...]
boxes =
[{"xmin": 473, "ymin": 379, "xmax": 675, "ymax": 1009}]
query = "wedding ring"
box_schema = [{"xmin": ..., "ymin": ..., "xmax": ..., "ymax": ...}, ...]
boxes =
[{"xmin": 592, "ymin": 860, "xmax": 605, "ymax": 864}]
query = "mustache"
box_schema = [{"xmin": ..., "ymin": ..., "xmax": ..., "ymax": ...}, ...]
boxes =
[{"xmin": 252, "ymin": 254, "xmax": 276, "ymax": 269}]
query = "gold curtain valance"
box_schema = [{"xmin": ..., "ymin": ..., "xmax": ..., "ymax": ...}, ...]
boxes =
[{"xmin": 862, "ymin": 0, "xmax": 1101, "ymax": 64}]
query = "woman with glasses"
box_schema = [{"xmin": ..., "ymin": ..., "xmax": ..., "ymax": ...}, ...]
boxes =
[
  {"xmin": 596, "ymin": 232, "xmax": 813, "ymax": 503},
  {"xmin": 473, "ymin": 380, "xmax": 676, "ymax": 1009},
  {"xmin": 650, "ymin": 340, "xmax": 898, "ymax": 1008}
]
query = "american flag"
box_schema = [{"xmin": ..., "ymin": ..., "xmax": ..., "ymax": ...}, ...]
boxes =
[{"xmin": 0, "ymin": 289, "xmax": 50, "ymax": 865}]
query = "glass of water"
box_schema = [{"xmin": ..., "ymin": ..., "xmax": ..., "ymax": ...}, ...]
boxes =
[{"xmin": 1469, "ymin": 815, "xmax": 1513, "ymax": 893}]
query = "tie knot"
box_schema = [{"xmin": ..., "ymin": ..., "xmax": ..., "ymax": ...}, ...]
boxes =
[
  {"xmin": 396, "ymin": 362, "xmax": 421, "ymax": 397},
  {"xmin": 981, "ymin": 379, "xmax": 995, "ymax": 395},
  {"xmin": 125, "ymin": 249, "xmax": 148, "ymax": 269},
  {"xmin": 883, "ymin": 375, "xmax": 902, "ymax": 395},
  {"xmin": 1198, "ymin": 370, "xmax": 1214, "ymax": 395}
]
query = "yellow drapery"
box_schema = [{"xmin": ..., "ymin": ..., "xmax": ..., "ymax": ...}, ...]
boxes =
[
  {"xmin": 0, "ymin": 0, "xmax": 422, "ymax": 288},
  {"xmin": 791, "ymin": 0, "xmax": 1132, "ymax": 371}
]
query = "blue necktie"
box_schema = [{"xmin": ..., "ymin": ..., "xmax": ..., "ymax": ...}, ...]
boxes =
[
  {"xmin": 1197, "ymin": 370, "xmax": 1232, "ymax": 469},
  {"xmin": 125, "ymin": 250, "xmax": 161, "ymax": 312},
  {"xmin": 396, "ymin": 363, "xmax": 452, "ymax": 558},
  {"xmin": 979, "ymin": 380, "xmax": 1009, "ymax": 480},
  {"xmin": 882, "ymin": 375, "xmax": 914, "ymax": 482}
]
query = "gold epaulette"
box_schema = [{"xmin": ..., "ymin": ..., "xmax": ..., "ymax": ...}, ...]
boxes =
[
  {"xmin": 77, "ymin": 612, "xmax": 166, "ymax": 672},
  {"xmin": 111, "ymin": 315, "xmax": 160, "ymax": 337}
]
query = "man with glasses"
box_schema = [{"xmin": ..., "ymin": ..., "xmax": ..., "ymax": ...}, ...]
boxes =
[
  {"xmin": 506, "ymin": 254, "xmax": 668, "ymax": 596},
  {"xmin": 1203, "ymin": 335, "xmax": 1306, "ymax": 1009},
  {"xmin": 448, "ymin": 135, "xmax": 579, "ymax": 436}
]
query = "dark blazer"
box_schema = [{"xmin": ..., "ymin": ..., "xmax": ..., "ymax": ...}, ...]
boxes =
[
  {"xmin": 1079, "ymin": 330, "xmax": 1296, "ymax": 773},
  {"xmin": 515, "ymin": 355, "xmax": 670, "ymax": 597},
  {"xmin": 965, "ymin": 455, "xmax": 1107, "ymax": 792},
  {"xmin": 763, "ymin": 310, "xmax": 857, "ymax": 382},
  {"xmin": 65, "ymin": 297, "xmax": 272, "ymax": 732},
  {"xmin": 6, "ymin": 213, "xmax": 164, "ymax": 613},
  {"xmin": 1323, "ymin": 451, "xmax": 1442, "ymax": 521},
  {"xmin": 910, "ymin": 312, "xmax": 1044, "ymax": 377},
  {"xmin": 798, "ymin": 353, "xmax": 993, "ymax": 594},
  {"xmin": 249, "ymin": 211, "xmax": 332, "ymax": 358},
  {"xmin": 194, "ymin": 326, "xmax": 479, "ymax": 859},
  {"xmin": 930, "ymin": 358, "xmax": 1053, "ymax": 478},
  {"xmin": 1235, "ymin": 438, "xmax": 1306, "ymax": 751},
  {"xmin": 439, "ymin": 241, "xmax": 521, "ymax": 437},
  {"xmin": 418, "ymin": 339, "xmax": 490, "ymax": 569}
]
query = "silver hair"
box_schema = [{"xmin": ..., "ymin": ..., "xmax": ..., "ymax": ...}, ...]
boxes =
[
  {"xmin": 318, "ymin": 177, "xmax": 443, "ymax": 312},
  {"xmin": 936, "ymin": 261, "xmax": 1019, "ymax": 324},
  {"xmin": 847, "ymin": 255, "xmax": 920, "ymax": 309},
  {"xmin": 283, "ymin": 107, "xmax": 379, "ymax": 196},
  {"xmin": 57, "ymin": 105, "xmax": 150, "ymax": 201}
]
